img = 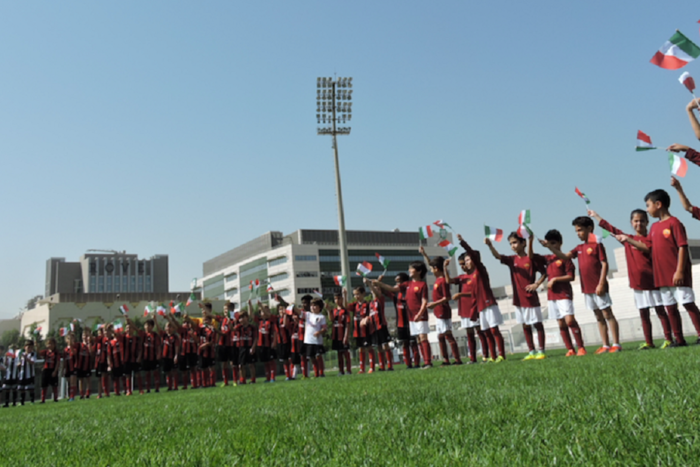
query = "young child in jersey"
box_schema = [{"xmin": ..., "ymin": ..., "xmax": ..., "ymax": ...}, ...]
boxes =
[
  {"xmin": 419, "ymin": 247, "xmax": 462, "ymax": 365},
  {"xmin": 275, "ymin": 301, "xmax": 293, "ymax": 381},
  {"xmin": 299, "ymin": 298, "xmax": 328, "ymax": 378},
  {"xmin": 249, "ymin": 300, "xmax": 278, "ymax": 383},
  {"xmin": 588, "ymin": 208, "xmax": 674, "ymax": 349},
  {"xmin": 38, "ymin": 338, "xmax": 60, "ymax": 403},
  {"xmin": 486, "ymin": 233, "xmax": 547, "ymax": 360},
  {"xmin": 122, "ymin": 319, "xmax": 141, "ymax": 396},
  {"xmin": 367, "ymin": 279, "xmax": 395, "ymax": 371},
  {"xmin": 140, "ymin": 317, "xmax": 161, "ymax": 393},
  {"xmin": 93, "ymin": 327, "xmax": 110, "ymax": 398},
  {"xmin": 2, "ymin": 345, "xmax": 19, "ymax": 407},
  {"xmin": 194, "ymin": 308, "xmax": 217, "ymax": 388},
  {"xmin": 529, "ymin": 230, "xmax": 586, "ymax": 356},
  {"xmin": 168, "ymin": 314, "xmax": 197, "ymax": 389},
  {"xmin": 76, "ymin": 330, "xmax": 93, "ymax": 398},
  {"xmin": 16, "ymin": 340, "xmax": 36, "ymax": 405},
  {"xmin": 382, "ymin": 272, "xmax": 421, "ymax": 368},
  {"xmin": 621, "ymin": 187, "xmax": 700, "ymax": 346},
  {"xmin": 448, "ymin": 253, "xmax": 490, "ymax": 363},
  {"xmin": 542, "ymin": 217, "xmax": 621, "ymax": 354},
  {"xmin": 213, "ymin": 302, "xmax": 236, "ymax": 387},
  {"xmin": 349, "ymin": 286, "xmax": 375, "ymax": 373},
  {"xmin": 63, "ymin": 333, "xmax": 79, "ymax": 401},
  {"xmin": 374, "ymin": 261, "xmax": 433, "ymax": 368},
  {"xmin": 160, "ymin": 321, "xmax": 180, "ymax": 390},
  {"xmin": 235, "ymin": 311, "xmax": 257, "ymax": 384},
  {"xmin": 105, "ymin": 323, "xmax": 126, "ymax": 396},
  {"xmin": 328, "ymin": 289, "xmax": 352, "ymax": 375}
]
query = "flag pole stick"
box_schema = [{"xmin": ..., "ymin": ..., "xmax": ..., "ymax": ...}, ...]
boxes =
[{"xmin": 692, "ymin": 91, "xmax": 700, "ymax": 116}]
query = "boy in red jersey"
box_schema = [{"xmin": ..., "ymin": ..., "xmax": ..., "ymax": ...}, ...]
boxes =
[
  {"xmin": 486, "ymin": 233, "xmax": 547, "ymax": 360},
  {"xmin": 76, "ymin": 330, "xmax": 93, "ymax": 398},
  {"xmin": 349, "ymin": 287, "xmax": 375, "ymax": 373},
  {"xmin": 366, "ymin": 279, "xmax": 395, "ymax": 371},
  {"xmin": 140, "ymin": 317, "xmax": 161, "ymax": 393},
  {"xmin": 105, "ymin": 323, "xmax": 127, "ymax": 395},
  {"xmin": 381, "ymin": 272, "xmax": 421, "ymax": 368},
  {"xmin": 122, "ymin": 319, "xmax": 141, "ymax": 396},
  {"xmin": 193, "ymin": 309, "xmax": 217, "ymax": 388},
  {"xmin": 93, "ymin": 327, "xmax": 110, "ymax": 398},
  {"xmin": 235, "ymin": 312, "xmax": 257, "ymax": 384},
  {"xmin": 621, "ymin": 187, "xmax": 700, "ymax": 346},
  {"xmin": 374, "ymin": 260, "xmax": 433, "ymax": 368},
  {"xmin": 160, "ymin": 322, "xmax": 180, "ymax": 390},
  {"xmin": 249, "ymin": 300, "xmax": 278, "ymax": 383},
  {"xmin": 213, "ymin": 302, "xmax": 236, "ymax": 386},
  {"xmin": 168, "ymin": 314, "xmax": 197, "ymax": 389},
  {"xmin": 542, "ymin": 217, "xmax": 621, "ymax": 354},
  {"xmin": 63, "ymin": 333, "xmax": 79, "ymax": 401},
  {"xmin": 588, "ymin": 209, "xmax": 674, "ymax": 349},
  {"xmin": 529, "ymin": 230, "xmax": 586, "ymax": 357},
  {"xmin": 455, "ymin": 234, "xmax": 506, "ymax": 362},
  {"xmin": 448, "ymin": 253, "xmax": 490, "ymax": 363},
  {"xmin": 38, "ymin": 338, "xmax": 60, "ymax": 403},
  {"xmin": 328, "ymin": 289, "xmax": 352, "ymax": 375},
  {"xmin": 275, "ymin": 301, "xmax": 293, "ymax": 381}
]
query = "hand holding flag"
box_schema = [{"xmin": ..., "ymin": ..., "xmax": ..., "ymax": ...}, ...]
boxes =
[
  {"xmin": 484, "ymin": 226, "xmax": 503, "ymax": 242},
  {"xmin": 669, "ymin": 152, "xmax": 688, "ymax": 177},
  {"xmin": 356, "ymin": 261, "xmax": 372, "ymax": 277},
  {"xmin": 375, "ymin": 253, "xmax": 390, "ymax": 273}
]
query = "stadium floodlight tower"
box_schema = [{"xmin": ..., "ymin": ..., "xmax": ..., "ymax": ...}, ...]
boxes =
[{"xmin": 317, "ymin": 76, "xmax": 353, "ymax": 297}]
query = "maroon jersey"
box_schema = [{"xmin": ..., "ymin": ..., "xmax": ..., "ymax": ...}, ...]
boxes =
[
  {"xmin": 64, "ymin": 344, "xmax": 78, "ymax": 372},
  {"xmin": 141, "ymin": 331, "xmax": 160, "ymax": 362},
  {"xmin": 215, "ymin": 317, "xmax": 234, "ymax": 347},
  {"xmin": 399, "ymin": 280, "xmax": 429, "ymax": 322},
  {"xmin": 93, "ymin": 336, "xmax": 108, "ymax": 367},
  {"xmin": 231, "ymin": 325, "xmax": 241, "ymax": 348},
  {"xmin": 236, "ymin": 324, "xmax": 256, "ymax": 348},
  {"xmin": 198, "ymin": 324, "xmax": 216, "ymax": 358},
  {"xmin": 161, "ymin": 333, "xmax": 180, "ymax": 359},
  {"xmin": 39, "ymin": 349, "xmax": 59, "ymax": 371},
  {"xmin": 649, "ymin": 216, "xmax": 692, "ymax": 288},
  {"xmin": 431, "ymin": 277, "xmax": 452, "ymax": 319},
  {"xmin": 350, "ymin": 301, "xmax": 370, "ymax": 338},
  {"xmin": 369, "ymin": 297, "xmax": 387, "ymax": 330},
  {"xmin": 123, "ymin": 333, "xmax": 140, "ymax": 363},
  {"xmin": 179, "ymin": 325, "xmax": 197, "ymax": 355},
  {"xmin": 458, "ymin": 241, "xmax": 498, "ymax": 313},
  {"xmin": 277, "ymin": 314, "xmax": 290, "ymax": 345},
  {"xmin": 290, "ymin": 319, "xmax": 302, "ymax": 353},
  {"xmin": 452, "ymin": 272, "xmax": 478, "ymax": 320},
  {"xmin": 330, "ymin": 307, "xmax": 349, "ymax": 341},
  {"xmin": 75, "ymin": 342, "xmax": 91, "ymax": 371},
  {"xmin": 256, "ymin": 317, "xmax": 275, "ymax": 348},
  {"xmin": 500, "ymin": 255, "xmax": 541, "ymax": 307},
  {"xmin": 533, "ymin": 254, "xmax": 575, "ymax": 301},
  {"xmin": 569, "ymin": 242, "xmax": 608, "ymax": 294},
  {"xmin": 599, "ymin": 219, "xmax": 655, "ymax": 291},
  {"xmin": 386, "ymin": 290, "xmax": 409, "ymax": 328},
  {"xmin": 107, "ymin": 334, "xmax": 126, "ymax": 368},
  {"xmin": 686, "ymin": 147, "xmax": 700, "ymax": 167}
]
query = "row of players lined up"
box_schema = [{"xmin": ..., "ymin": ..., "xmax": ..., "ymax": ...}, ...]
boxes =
[{"xmin": 4, "ymin": 158, "xmax": 700, "ymax": 406}]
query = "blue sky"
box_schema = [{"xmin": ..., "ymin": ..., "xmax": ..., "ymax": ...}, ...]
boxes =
[{"xmin": 2, "ymin": 1, "xmax": 700, "ymax": 318}]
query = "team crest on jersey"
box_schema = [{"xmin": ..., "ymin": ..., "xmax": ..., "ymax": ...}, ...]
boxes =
[
  {"xmin": 523, "ymin": 263, "xmax": 530, "ymax": 268},
  {"xmin": 555, "ymin": 260, "xmax": 562, "ymax": 266},
  {"xmin": 586, "ymin": 248, "xmax": 593, "ymax": 255},
  {"xmin": 414, "ymin": 286, "xmax": 419, "ymax": 291},
  {"xmin": 467, "ymin": 279, "xmax": 472, "ymax": 284},
  {"xmin": 433, "ymin": 284, "xmax": 438, "ymax": 290},
  {"xmin": 663, "ymin": 229, "xmax": 671, "ymax": 238}
]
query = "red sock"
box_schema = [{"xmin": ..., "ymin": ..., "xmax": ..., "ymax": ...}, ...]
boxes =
[
  {"xmin": 559, "ymin": 325, "xmax": 574, "ymax": 351},
  {"xmin": 101, "ymin": 376, "xmax": 109, "ymax": 396},
  {"xmin": 222, "ymin": 366, "xmax": 229, "ymax": 384},
  {"xmin": 467, "ymin": 332, "xmax": 477, "ymax": 363},
  {"xmin": 233, "ymin": 366, "xmax": 239, "ymax": 383},
  {"xmin": 153, "ymin": 371, "xmax": 160, "ymax": 391},
  {"xmin": 377, "ymin": 350, "xmax": 386, "ymax": 370},
  {"xmin": 41, "ymin": 388, "xmax": 46, "ymax": 402},
  {"xmin": 359, "ymin": 351, "xmax": 366, "ymax": 372},
  {"xmin": 385, "ymin": 349, "xmax": 394, "ymax": 369},
  {"xmin": 665, "ymin": 305, "xmax": 685, "ymax": 343},
  {"xmin": 337, "ymin": 352, "xmax": 344, "ymax": 373},
  {"xmin": 402, "ymin": 342, "xmax": 412, "ymax": 367},
  {"xmin": 368, "ymin": 348, "xmax": 376, "ymax": 371},
  {"xmin": 438, "ymin": 335, "xmax": 449, "ymax": 362},
  {"xmin": 137, "ymin": 373, "xmax": 143, "ymax": 392},
  {"xmin": 655, "ymin": 306, "xmax": 673, "ymax": 341},
  {"xmin": 250, "ymin": 367, "xmax": 256, "ymax": 383},
  {"xmin": 317, "ymin": 356, "xmax": 325, "ymax": 376},
  {"xmin": 684, "ymin": 302, "xmax": 700, "ymax": 337},
  {"xmin": 492, "ymin": 327, "xmax": 505, "ymax": 358},
  {"xmin": 420, "ymin": 340, "xmax": 432, "ymax": 365},
  {"xmin": 568, "ymin": 320, "xmax": 584, "ymax": 348},
  {"xmin": 534, "ymin": 322, "xmax": 545, "ymax": 350},
  {"xmin": 478, "ymin": 330, "xmax": 489, "ymax": 359},
  {"xmin": 344, "ymin": 351, "xmax": 352, "ymax": 374},
  {"xmin": 639, "ymin": 308, "xmax": 653, "ymax": 345},
  {"xmin": 113, "ymin": 380, "xmax": 120, "ymax": 395},
  {"xmin": 411, "ymin": 342, "xmax": 420, "ymax": 367},
  {"xmin": 446, "ymin": 334, "xmax": 461, "ymax": 363},
  {"xmin": 523, "ymin": 325, "xmax": 535, "ymax": 352},
  {"xmin": 312, "ymin": 358, "xmax": 319, "ymax": 377},
  {"xmin": 485, "ymin": 329, "xmax": 496, "ymax": 358},
  {"xmin": 52, "ymin": 386, "xmax": 58, "ymax": 401},
  {"xmin": 301, "ymin": 357, "xmax": 308, "ymax": 377}
]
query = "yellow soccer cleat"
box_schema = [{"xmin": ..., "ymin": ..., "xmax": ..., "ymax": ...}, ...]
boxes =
[
  {"xmin": 495, "ymin": 356, "xmax": 505, "ymax": 363},
  {"xmin": 535, "ymin": 351, "xmax": 546, "ymax": 360}
]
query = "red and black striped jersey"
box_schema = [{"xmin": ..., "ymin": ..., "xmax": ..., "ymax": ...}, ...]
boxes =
[
  {"xmin": 257, "ymin": 318, "xmax": 275, "ymax": 348},
  {"xmin": 64, "ymin": 344, "xmax": 78, "ymax": 371},
  {"xmin": 123, "ymin": 332, "xmax": 140, "ymax": 363},
  {"xmin": 277, "ymin": 314, "xmax": 290, "ymax": 344},
  {"xmin": 75, "ymin": 342, "xmax": 92, "ymax": 371},
  {"xmin": 387, "ymin": 290, "xmax": 409, "ymax": 328},
  {"xmin": 236, "ymin": 324, "xmax": 256, "ymax": 348},
  {"xmin": 350, "ymin": 301, "xmax": 370, "ymax": 338},
  {"xmin": 369, "ymin": 297, "xmax": 387, "ymax": 331},
  {"xmin": 198, "ymin": 325, "xmax": 216, "ymax": 358},
  {"xmin": 93, "ymin": 336, "xmax": 108, "ymax": 366},
  {"xmin": 107, "ymin": 335, "xmax": 125, "ymax": 368},
  {"xmin": 141, "ymin": 331, "xmax": 160, "ymax": 361},
  {"xmin": 179, "ymin": 325, "xmax": 197, "ymax": 355},
  {"xmin": 331, "ymin": 307, "xmax": 349, "ymax": 341},
  {"xmin": 161, "ymin": 333, "xmax": 180, "ymax": 359},
  {"xmin": 39, "ymin": 349, "xmax": 59, "ymax": 371},
  {"xmin": 217, "ymin": 317, "xmax": 234, "ymax": 347}
]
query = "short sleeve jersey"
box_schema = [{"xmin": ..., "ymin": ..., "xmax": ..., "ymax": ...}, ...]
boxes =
[
  {"xmin": 141, "ymin": 331, "xmax": 160, "ymax": 362},
  {"xmin": 369, "ymin": 297, "xmax": 388, "ymax": 330},
  {"xmin": 458, "ymin": 241, "xmax": 498, "ymax": 312},
  {"xmin": 39, "ymin": 349, "xmax": 59, "ymax": 371},
  {"xmin": 649, "ymin": 216, "xmax": 692, "ymax": 288},
  {"xmin": 350, "ymin": 301, "xmax": 370, "ymax": 338},
  {"xmin": 431, "ymin": 277, "xmax": 452, "ymax": 320},
  {"xmin": 302, "ymin": 312, "xmax": 326, "ymax": 346},
  {"xmin": 452, "ymin": 273, "xmax": 478, "ymax": 320},
  {"xmin": 500, "ymin": 255, "xmax": 541, "ymax": 307},
  {"xmin": 400, "ymin": 280, "xmax": 429, "ymax": 322},
  {"xmin": 387, "ymin": 290, "xmax": 409, "ymax": 328},
  {"xmin": 569, "ymin": 242, "xmax": 608, "ymax": 295},
  {"xmin": 198, "ymin": 325, "xmax": 216, "ymax": 358},
  {"xmin": 161, "ymin": 333, "xmax": 180, "ymax": 359},
  {"xmin": 599, "ymin": 219, "xmax": 655, "ymax": 290},
  {"xmin": 331, "ymin": 307, "xmax": 349, "ymax": 341},
  {"xmin": 533, "ymin": 254, "xmax": 575, "ymax": 301}
]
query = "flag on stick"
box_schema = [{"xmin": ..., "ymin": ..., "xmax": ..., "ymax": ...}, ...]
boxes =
[
  {"xmin": 433, "ymin": 220, "xmax": 452, "ymax": 230},
  {"xmin": 669, "ymin": 153, "xmax": 689, "ymax": 177},
  {"xmin": 144, "ymin": 305, "xmax": 154, "ymax": 317},
  {"xmin": 186, "ymin": 293, "xmax": 196, "ymax": 307},
  {"xmin": 438, "ymin": 240, "xmax": 458, "ymax": 257},
  {"xmin": 333, "ymin": 275, "xmax": 346, "ymax": 286},
  {"xmin": 516, "ymin": 224, "xmax": 531, "ymax": 239},
  {"xmin": 484, "ymin": 226, "xmax": 503, "ymax": 242},
  {"xmin": 650, "ymin": 30, "xmax": 700, "ymax": 69},
  {"xmin": 517, "ymin": 210, "xmax": 531, "ymax": 225},
  {"xmin": 356, "ymin": 261, "xmax": 372, "ymax": 277},
  {"xmin": 156, "ymin": 304, "xmax": 167, "ymax": 316},
  {"xmin": 588, "ymin": 230, "xmax": 610, "ymax": 243},
  {"xmin": 59, "ymin": 327, "xmax": 68, "ymax": 337},
  {"xmin": 575, "ymin": 187, "xmax": 591, "ymax": 204},
  {"xmin": 92, "ymin": 323, "xmax": 104, "ymax": 332},
  {"xmin": 119, "ymin": 304, "xmax": 129, "ymax": 315},
  {"xmin": 418, "ymin": 225, "xmax": 434, "ymax": 240},
  {"xmin": 313, "ymin": 289, "xmax": 323, "ymax": 299},
  {"xmin": 33, "ymin": 327, "xmax": 41, "ymax": 335},
  {"xmin": 114, "ymin": 320, "xmax": 123, "ymax": 332},
  {"xmin": 680, "ymin": 71, "xmax": 696, "ymax": 92},
  {"xmin": 267, "ymin": 284, "xmax": 274, "ymax": 293},
  {"xmin": 375, "ymin": 253, "xmax": 390, "ymax": 270},
  {"xmin": 636, "ymin": 130, "xmax": 656, "ymax": 151},
  {"xmin": 285, "ymin": 305, "xmax": 295, "ymax": 315}
]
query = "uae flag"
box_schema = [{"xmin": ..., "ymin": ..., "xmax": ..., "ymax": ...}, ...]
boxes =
[
  {"xmin": 484, "ymin": 226, "xmax": 503, "ymax": 242},
  {"xmin": 92, "ymin": 323, "xmax": 104, "ymax": 331},
  {"xmin": 285, "ymin": 305, "xmax": 295, "ymax": 315},
  {"xmin": 33, "ymin": 327, "xmax": 41, "ymax": 335},
  {"xmin": 114, "ymin": 320, "xmax": 124, "ymax": 332},
  {"xmin": 669, "ymin": 153, "xmax": 689, "ymax": 177},
  {"xmin": 119, "ymin": 304, "xmax": 129, "ymax": 315},
  {"xmin": 438, "ymin": 240, "xmax": 458, "ymax": 257},
  {"xmin": 679, "ymin": 71, "xmax": 696, "ymax": 93},
  {"xmin": 588, "ymin": 229, "xmax": 610, "ymax": 244},
  {"xmin": 171, "ymin": 302, "xmax": 184, "ymax": 315},
  {"xmin": 356, "ymin": 261, "xmax": 373, "ymax": 277},
  {"xmin": 516, "ymin": 224, "xmax": 531, "ymax": 240},
  {"xmin": 418, "ymin": 225, "xmax": 434, "ymax": 240},
  {"xmin": 575, "ymin": 187, "xmax": 591, "ymax": 204},
  {"xmin": 375, "ymin": 253, "xmax": 390, "ymax": 270},
  {"xmin": 333, "ymin": 275, "xmax": 347, "ymax": 286},
  {"xmin": 156, "ymin": 304, "xmax": 167, "ymax": 316},
  {"xmin": 186, "ymin": 293, "xmax": 196, "ymax": 307},
  {"xmin": 143, "ymin": 305, "xmax": 154, "ymax": 317},
  {"xmin": 518, "ymin": 209, "xmax": 531, "ymax": 225},
  {"xmin": 636, "ymin": 130, "xmax": 656, "ymax": 151},
  {"xmin": 650, "ymin": 31, "xmax": 700, "ymax": 69}
]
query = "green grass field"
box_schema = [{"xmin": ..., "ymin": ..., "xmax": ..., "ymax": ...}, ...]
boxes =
[{"xmin": 2, "ymin": 343, "xmax": 700, "ymax": 466}]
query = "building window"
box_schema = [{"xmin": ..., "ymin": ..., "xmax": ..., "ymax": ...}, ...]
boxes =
[
  {"xmin": 146, "ymin": 276, "xmax": 151, "ymax": 291},
  {"xmin": 295, "ymin": 255, "xmax": 317, "ymax": 262},
  {"xmin": 296, "ymin": 272, "xmax": 318, "ymax": 278},
  {"xmin": 278, "ymin": 290, "xmax": 291, "ymax": 297},
  {"xmin": 270, "ymin": 273, "xmax": 288, "ymax": 283},
  {"xmin": 131, "ymin": 277, "xmax": 136, "ymax": 292},
  {"xmin": 90, "ymin": 276, "xmax": 96, "ymax": 293},
  {"xmin": 98, "ymin": 277, "xmax": 104, "ymax": 293},
  {"xmin": 106, "ymin": 276, "xmax": 112, "ymax": 293},
  {"xmin": 138, "ymin": 276, "xmax": 144, "ymax": 292},
  {"xmin": 225, "ymin": 273, "xmax": 238, "ymax": 282},
  {"xmin": 268, "ymin": 257, "xmax": 287, "ymax": 267},
  {"xmin": 204, "ymin": 279, "xmax": 225, "ymax": 293},
  {"xmin": 297, "ymin": 288, "xmax": 319, "ymax": 294},
  {"xmin": 122, "ymin": 277, "xmax": 128, "ymax": 292},
  {"xmin": 74, "ymin": 279, "xmax": 82, "ymax": 294}
]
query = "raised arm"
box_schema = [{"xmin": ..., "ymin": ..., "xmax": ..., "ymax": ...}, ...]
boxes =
[
  {"xmin": 418, "ymin": 245, "xmax": 431, "ymax": 266},
  {"xmin": 615, "ymin": 234, "xmax": 651, "ymax": 253},
  {"xmin": 443, "ymin": 258, "xmax": 452, "ymax": 284},
  {"xmin": 372, "ymin": 280, "xmax": 399, "ymax": 294},
  {"xmin": 538, "ymin": 239, "xmax": 574, "ymax": 261},
  {"xmin": 685, "ymin": 99, "xmax": 700, "ymax": 141},
  {"xmin": 668, "ymin": 142, "xmax": 700, "ymax": 168},
  {"xmin": 484, "ymin": 237, "xmax": 501, "ymax": 260},
  {"xmin": 670, "ymin": 176, "xmax": 694, "ymax": 213}
]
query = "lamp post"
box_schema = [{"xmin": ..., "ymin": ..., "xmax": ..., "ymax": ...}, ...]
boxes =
[{"xmin": 317, "ymin": 77, "xmax": 353, "ymax": 297}]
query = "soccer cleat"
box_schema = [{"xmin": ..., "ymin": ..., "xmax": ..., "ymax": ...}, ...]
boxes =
[
  {"xmin": 285, "ymin": 377, "xmax": 292, "ymax": 381},
  {"xmin": 594, "ymin": 346, "xmax": 609, "ymax": 354},
  {"xmin": 441, "ymin": 361, "xmax": 451, "ymax": 367},
  {"xmin": 670, "ymin": 341, "xmax": 688, "ymax": 348},
  {"xmin": 565, "ymin": 349, "xmax": 576, "ymax": 357},
  {"xmin": 452, "ymin": 360, "xmax": 463, "ymax": 366},
  {"xmin": 535, "ymin": 351, "xmax": 546, "ymax": 360},
  {"xmin": 660, "ymin": 340, "xmax": 672, "ymax": 349},
  {"xmin": 421, "ymin": 364, "xmax": 433, "ymax": 370},
  {"xmin": 358, "ymin": 370, "xmax": 365, "ymax": 374},
  {"xmin": 609, "ymin": 345, "xmax": 622, "ymax": 353},
  {"xmin": 139, "ymin": 390, "xmax": 145, "ymax": 395},
  {"xmin": 494, "ymin": 356, "xmax": 505, "ymax": 363},
  {"xmin": 487, "ymin": 358, "xmax": 495, "ymax": 363},
  {"xmin": 638, "ymin": 342, "xmax": 654, "ymax": 350},
  {"xmin": 368, "ymin": 369, "xmax": 374, "ymax": 374},
  {"xmin": 482, "ymin": 357, "xmax": 489, "ymax": 363},
  {"xmin": 576, "ymin": 347, "xmax": 587, "ymax": 356},
  {"xmin": 523, "ymin": 351, "xmax": 536, "ymax": 361}
]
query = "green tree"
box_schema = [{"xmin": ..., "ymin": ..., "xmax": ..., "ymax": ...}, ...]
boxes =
[{"xmin": 0, "ymin": 329, "xmax": 20, "ymax": 348}]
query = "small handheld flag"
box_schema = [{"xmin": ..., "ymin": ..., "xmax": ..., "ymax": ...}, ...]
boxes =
[
  {"xmin": 186, "ymin": 293, "xmax": 196, "ymax": 307},
  {"xmin": 517, "ymin": 210, "xmax": 531, "ymax": 226},
  {"xmin": 438, "ymin": 240, "xmax": 458, "ymax": 257},
  {"xmin": 313, "ymin": 290, "xmax": 323, "ymax": 298},
  {"xmin": 119, "ymin": 304, "xmax": 129, "ymax": 316},
  {"xmin": 375, "ymin": 253, "xmax": 390, "ymax": 271},
  {"xmin": 418, "ymin": 225, "xmax": 434, "ymax": 240},
  {"xmin": 114, "ymin": 320, "xmax": 124, "ymax": 332},
  {"xmin": 70, "ymin": 323, "xmax": 75, "ymax": 332},
  {"xmin": 680, "ymin": 71, "xmax": 696, "ymax": 92},
  {"xmin": 267, "ymin": 284, "xmax": 274, "ymax": 293},
  {"xmin": 59, "ymin": 327, "xmax": 68, "ymax": 337},
  {"xmin": 650, "ymin": 30, "xmax": 700, "ymax": 70},
  {"xmin": 636, "ymin": 130, "xmax": 656, "ymax": 151},
  {"xmin": 333, "ymin": 275, "xmax": 347, "ymax": 287},
  {"xmin": 484, "ymin": 226, "xmax": 503, "ymax": 242},
  {"xmin": 285, "ymin": 305, "xmax": 295, "ymax": 316},
  {"xmin": 356, "ymin": 261, "xmax": 373, "ymax": 277},
  {"xmin": 33, "ymin": 327, "xmax": 41, "ymax": 335},
  {"xmin": 575, "ymin": 187, "xmax": 591, "ymax": 205},
  {"xmin": 143, "ymin": 305, "xmax": 153, "ymax": 317},
  {"xmin": 588, "ymin": 230, "xmax": 610, "ymax": 243},
  {"xmin": 156, "ymin": 304, "xmax": 167, "ymax": 316},
  {"xmin": 516, "ymin": 224, "xmax": 530, "ymax": 240},
  {"xmin": 433, "ymin": 220, "xmax": 452, "ymax": 230},
  {"xmin": 669, "ymin": 153, "xmax": 689, "ymax": 177}
]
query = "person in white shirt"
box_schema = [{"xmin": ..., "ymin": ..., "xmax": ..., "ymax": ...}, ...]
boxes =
[{"xmin": 299, "ymin": 298, "xmax": 328, "ymax": 378}]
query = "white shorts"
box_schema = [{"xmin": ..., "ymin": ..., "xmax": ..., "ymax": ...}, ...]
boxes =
[
  {"xmin": 633, "ymin": 290, "xmax": 663, "ymax": 309},
  {"xmin": 659, "ymin": 286, "xmax": 696, "ymax": 306},
  {"xmin": 479, "ymin": 305, "xmax": 503, "ymax": 330},
  {"xmin": 548, "ymin": 300, "xmax": 574, "ymax": 320},
  {"xmin": 435, "ymin": 318, "xmax": 453, "ymax": 334},
  {"xmin": 514, "ymin": 306, "xmax": 543, "ymax": 325},
  {"xmin": 584, "ymin": 293, "xmax": 612, "ymax": 311},
  {"xmin": 409, "ymin": 320, "xmax": 430, "ymax": 336},
  {"xmin": 460, "ymin": 317, "xmax": 480, "ymax": 329}
]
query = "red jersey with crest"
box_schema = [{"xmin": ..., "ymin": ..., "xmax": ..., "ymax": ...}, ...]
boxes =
[
  {"xmin": 256, "ymin": 316, "xmax": 275, "ymax": 348},
  {"xmin": 93, "ymin": 335, "xmax": 108, "ymax": 367},
  {"xmin": 369, "ymin": 297, "xmax": 388, "ymax": 330},
  {"xmin": 198, "ymin": 324, "xmax": 216, "ymax": 358},
  {"xmin": 599, "ymin": 219, "xmax": 655, "ymax": 291},
  {"xmin": 161, "ymin": 332, "xmax": 180, "ymax": 359},
  {"xmin": 350, "ymin": 301, "xmax": 370, "ymax": 338},
  {"xmin": 649, "ymin": 216, "xmax": 692, "ymax": 288},
  {"xmin": 331, "ymin": 307, "xmax": 349, "ymax": 341},
  {"xmin": 64, "ymin": 343, "xmax": 78, "ymax": 372},
  {"xmin": 290, "ymin": 319, "xmax": 302, "ymax": 353},
  {"xmin": 277, "ymin": 314, "xmax": 290, "ymax": 345},
  {"xmin": 458, "ymin": 241, "xmax": 497, "ymax": 313},
  {"xmin": 431, "ymin": 277, "xmax": 452, "ymax": 319},
  {"xmin": 141, "ymin": 331, "xmax": 160, "ymax": 362},
  {"xmin": 399, "ymin": 280, "xmax": 429, "ymax": 322},
  {"xmin": 569, "ymin": 242, "xmax": 608, "ymax": 295},
  {"xmin": 215, "ymin": 317, "xmax": 234, "ymax": 347},
  {"xmin": 500, "ymin": 255, "xmax": 541, "ymax": 307},
  {"xmin": 39, "ymin": 349, "xmax": 59, "ymax": 371},
  {"xmin": 123, "ymin": 333, "xmax": 140, "ymax": 363},
  {"xmin": 236, "ymin": 324, "xmax": 256, "ymax": 348},
  {"xmin": 452, "ymin": 273, "xmax": 478, "ymax": 320},
  {"xmin": 179, "ymin": 325, "xmax": 197, "ymax": 355},
  {"xmin": 386, "ymin": 290, "xmax": 409, "ymax": 328},
  {"xmin": 75, "ymin": 342, "xmax": 92, "ymax": 371},
  {"xmin": 107, "ymin": 334, "xmax": 126, "ymax": 368},
  {"xmin": 533, "ymin": 254, "xmax": 575, "ymax": 301}
]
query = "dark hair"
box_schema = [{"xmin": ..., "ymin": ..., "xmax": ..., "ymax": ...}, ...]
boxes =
[
  {"xmin": 572, "ymin": 216, "xmax": 594, "ymax": 229},
  {"xmin": 333, "ymin": 292, "xmax": 343, "ymax": 298},
  {"xmin": 311, "ymin": 298, "xmax": 325, "ymax": 309},
  {"xmin": 25, "ymin": 340, "xmax": 34, "ymax": 347},
  {"xmin": 204, "ymin": 303, "xmax": 213, "ymax": 311},
  {"xmin": 644, "ymin": 189, "xmax": 671, "ymax": 209},
  {"xmin": 630, "ymin": 209, "xmax": 648, "ymax": 221},
  {"xmin": 239, "ymin": 311, "xmax": 249, "ymax": 318},
  {"xmin": 395, "ymin": 272, "xmax": 410, "ymax": 282},
  {"xmin": 301, "ymin": 295, "xmax": 313, "ymax": 302},
  {"xmin": 544, "ymin": 229, "xmax": 563, "ymax": 243},
  {"xmin": 507, "ymin": 232, "xmax": 525, "ymax": 243},
  {"xmin": 145, "ymin": 319, "xmax": 155, "ymax": 327},
  {"xmin": 409, "ymin": 261, "xmax": 428, "ymax": 279},
  {"xmin": 429, "ymin": 256, "xmax": 445, "ymax": 270},
  {"xmin": 458, "ymin": 253, "xmax": 467, "ymax": 261},
  {"xmin": 353, "ymin": 286, "xmax": 366, "ymax": 294}
]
